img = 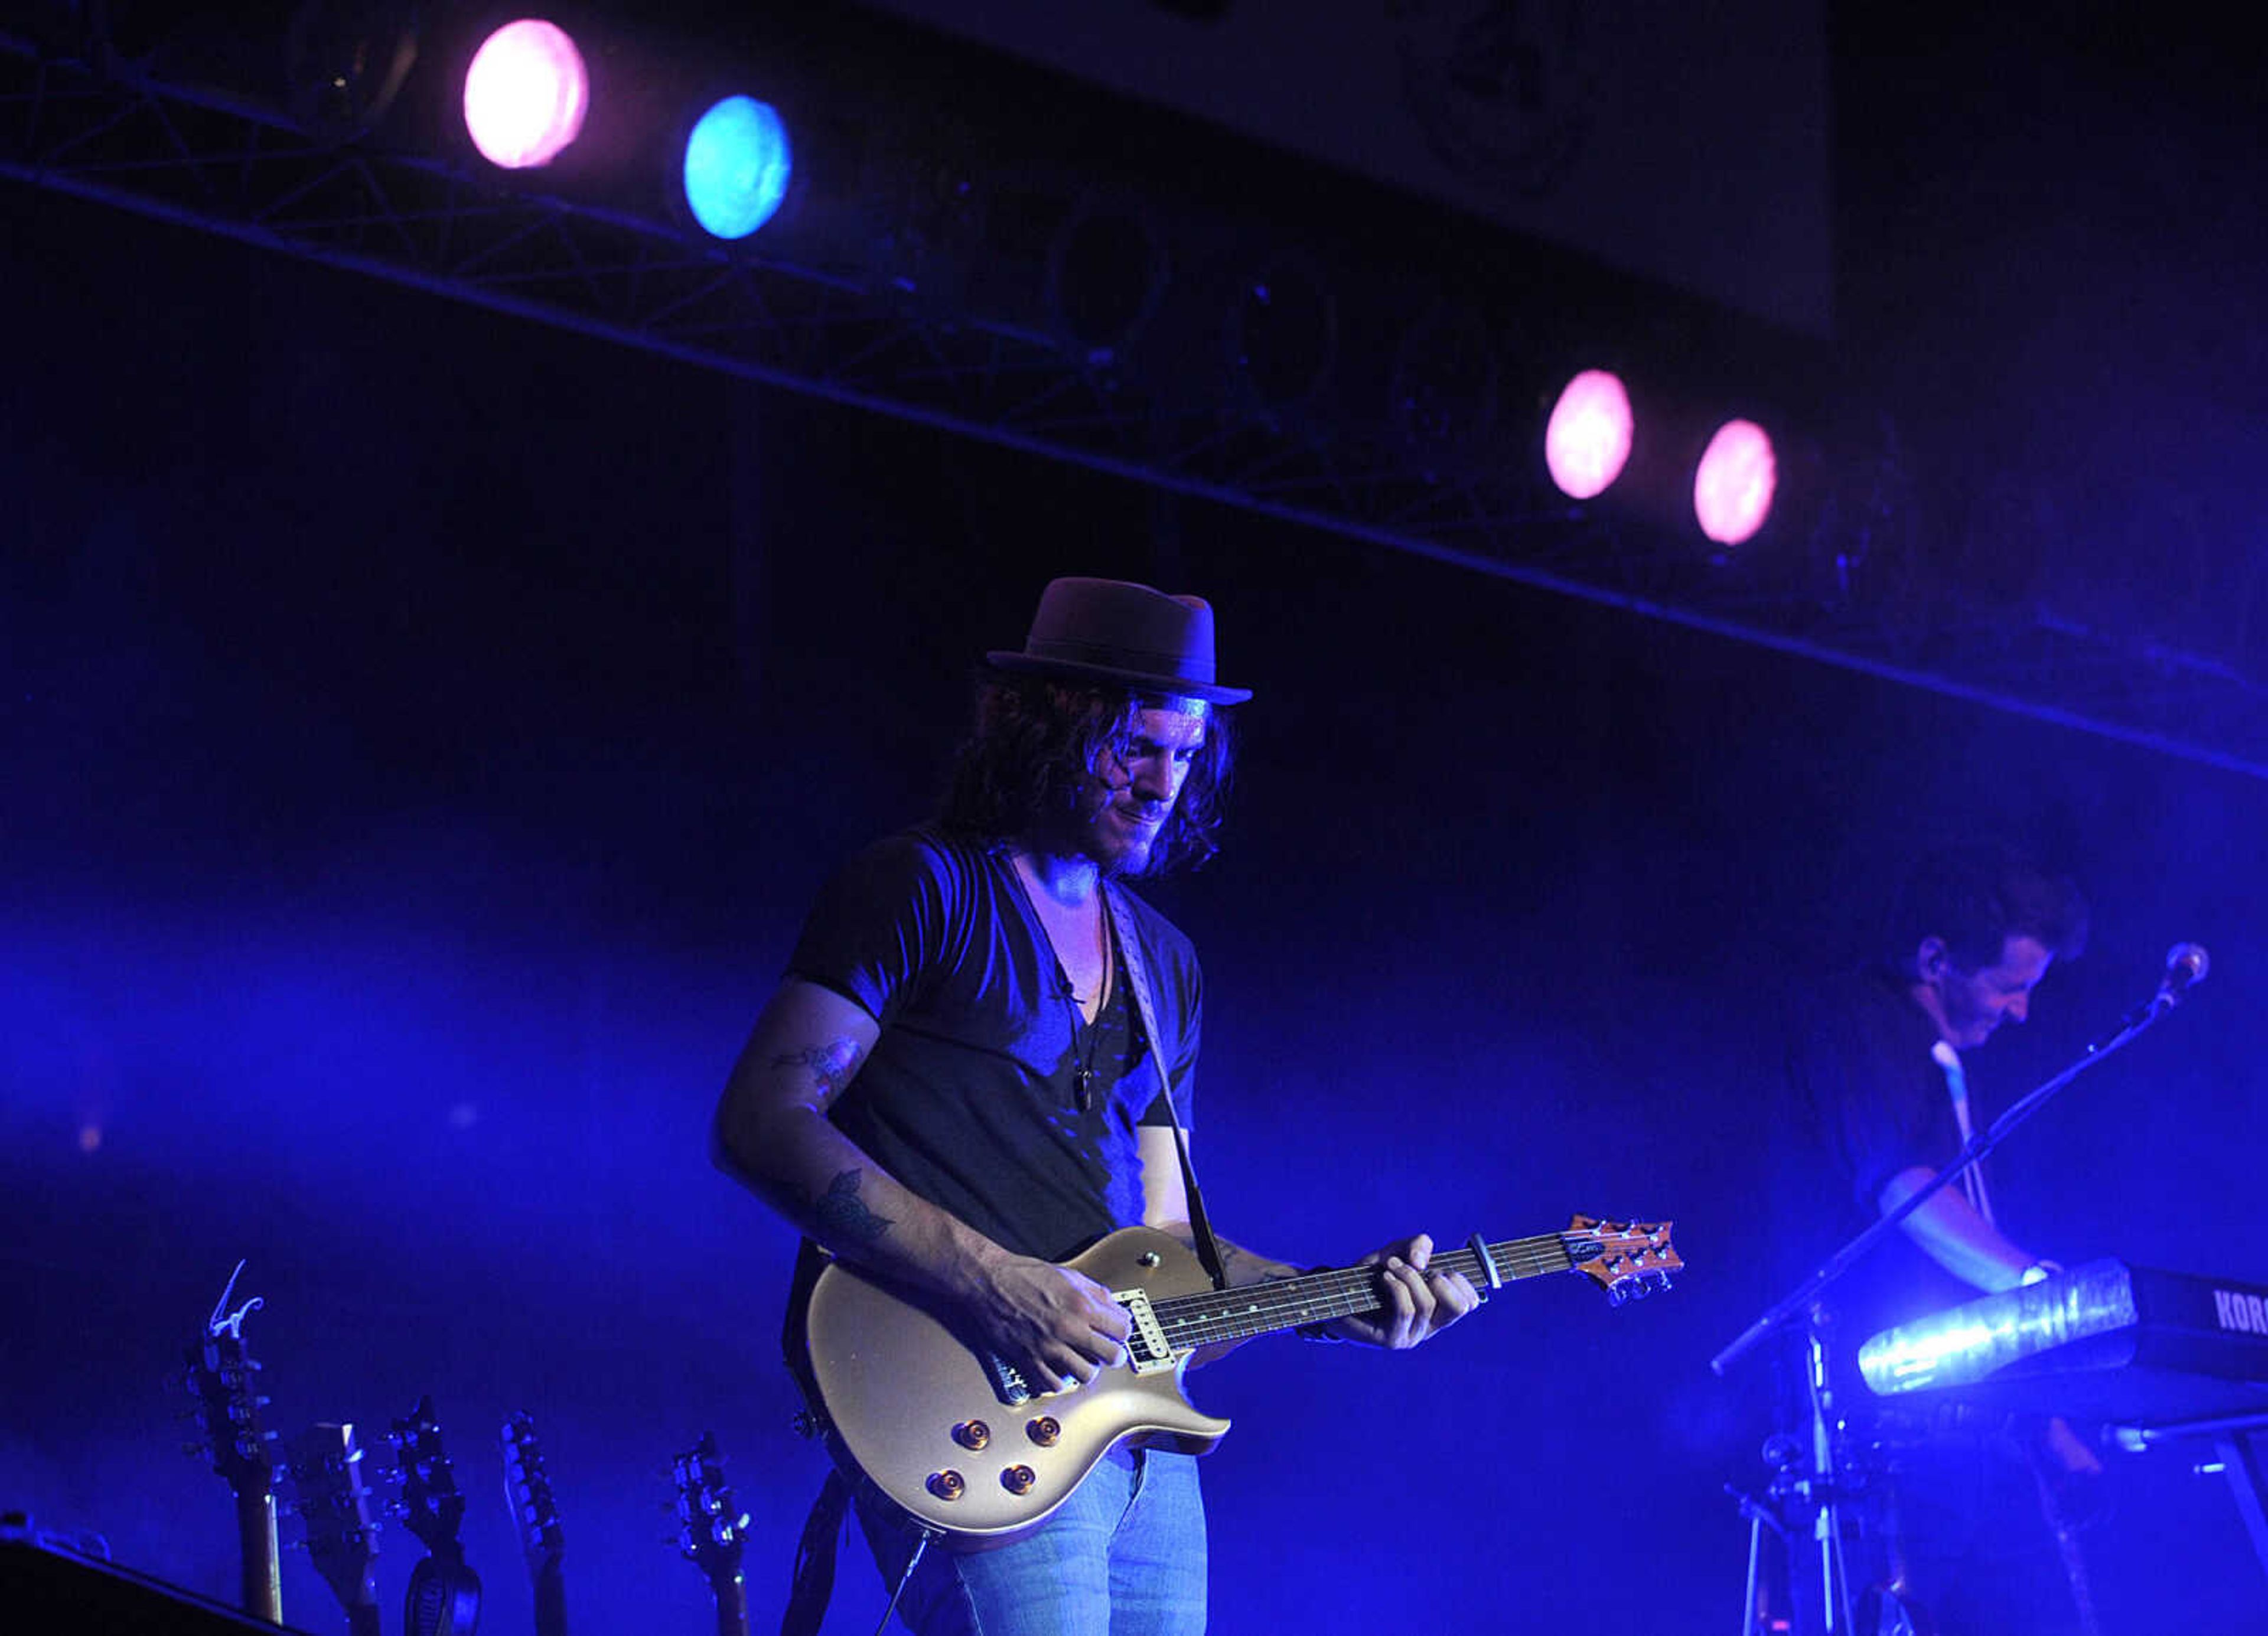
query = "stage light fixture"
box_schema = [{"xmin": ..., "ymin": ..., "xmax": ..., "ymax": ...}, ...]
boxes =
[
  {"xmin": 462, "ymin": 18, "xmax": 588, "ymax": 170},
  {"xmin": 682, "ymin": 95, "xmax": 793, "ymax": 240},
  {"xmin": 1046, "ymin": 202, "xmax": 1168, "ymax": 365},
  {"xmin": 1693, "ymin": 418, "xmax": 1777, "ymax": 546},
  {"xmin": 1227, "ymin": 255, "xmax": 1337, "ymax": 413},
  {"xmin": 286, "ymin": 1, "xmax": 419, "ymax": 139},
  {"xmin": 1389, "ymin": 302, "xmax": 1499, "ymax": 459},
  {"xmin": 1543, "ymin": 369, "xmax": 1634, "ymax": 500}
]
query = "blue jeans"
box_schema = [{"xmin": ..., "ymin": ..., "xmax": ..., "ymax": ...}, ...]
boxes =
[{"xmin": 857, "ymin": 1446, "xmax": 1207, "ymax": 1635}]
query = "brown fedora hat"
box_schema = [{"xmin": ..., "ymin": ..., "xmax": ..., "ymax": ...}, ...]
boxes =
[{"xmin": 988, "ymin": 576, "xmax": 1252, "ymax": 705}]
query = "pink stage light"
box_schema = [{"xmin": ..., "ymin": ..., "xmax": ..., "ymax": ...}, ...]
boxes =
[
  {"xmin": 1693, "ymin": 418, "xmax": 1777, "ymax": 546},
  {"xmin": 1543, "ymin": 370, "xmax": 1634, "ymax": 500},
  {"xmin": 462, "ymin": 19, "xmax": 588, "ymax": 170}
]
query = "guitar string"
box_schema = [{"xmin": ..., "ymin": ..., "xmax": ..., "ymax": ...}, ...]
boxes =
[
  {"xmin": 1151, "ymin": 1242, "xmax": 1566, "ymax": 1341},
  {"xmin": 1146, "ymin": 1234, "xmax": 1670, "ymax": 1347}
]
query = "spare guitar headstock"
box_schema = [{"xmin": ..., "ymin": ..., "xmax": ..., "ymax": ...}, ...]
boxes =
[
  {"xmin": 391, "ymin": 1395, "xmax": 482, "ymax": 1636},
  {"xmin": 501, "ymin": 1411, "xmax": 565, "ymax": 1586},
  {"xmin": 183, "ymin": 1267, "xmax": 278, "ymax": 1504},
  {"xmin": 672, "ymin": 1431, "xmax": 750, "ymax": 1597},
  {"xmin": 286, "ymin": 1422, "xmax": 380, "ymax": 1630},
  {"xmin": 390, "ymin": 1394, "xmax": 470, "ymax": 1559}
]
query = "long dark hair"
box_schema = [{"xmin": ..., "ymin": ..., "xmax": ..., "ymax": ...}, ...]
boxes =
[{"xmin": 940, "ymin": 674, "xmax": 1235, "ymax": 875}]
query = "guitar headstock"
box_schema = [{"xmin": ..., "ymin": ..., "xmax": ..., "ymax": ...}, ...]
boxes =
[
  {"xmin": 672, "ymin": 1431, "xmax": 749, "ymax": 1595},
  {"xmin": 501, "ymin": 1411, "xmax": 564, "ymax": 1582},
  {"xmin": 390, "ymin": 1394, "xmax": 469, "ymax": 1558},
  {"xmin": 183, "ymin": 1274, "xmax": 277, "ymax": 1502},
  {"xmin": 1563, "ymin": 1215, "xmax": 1682, "ymax": 1305},
  {"xmin": 286, "ymin": 1422, "xmax": 380, "ymax": 1611}
]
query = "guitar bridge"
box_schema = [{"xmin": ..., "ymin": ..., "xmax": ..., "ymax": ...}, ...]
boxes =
[{"xmin": 980, "ymin": 1354, "xmax": 1032, "ymax": 1406}]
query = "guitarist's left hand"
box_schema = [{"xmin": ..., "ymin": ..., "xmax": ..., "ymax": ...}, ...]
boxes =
[{"xmin": 1325, "ymin": 1234, "xmax": 1481, "ymax": 1350}]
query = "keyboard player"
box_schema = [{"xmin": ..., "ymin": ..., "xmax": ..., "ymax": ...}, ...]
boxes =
[{"xmin": 1777, "ymin": 842, "xmax": 2098, "ymax": 1635}]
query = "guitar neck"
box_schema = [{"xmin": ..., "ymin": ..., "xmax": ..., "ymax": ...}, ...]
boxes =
[
  {"xmin": 712, "ymin": 1577, "xmax": 750, "ymax": 1636},
  {"xmin": 1151, "ymin": 1231, "xmax": 1576, "ymax": 1350},
  {"xmin": 234, "ymin": 1490, "xmax": 282, "ymax": 1623},
  {"xmin": 533, "ymin": 1559, "xmax": 569, "ymax": 1636}
]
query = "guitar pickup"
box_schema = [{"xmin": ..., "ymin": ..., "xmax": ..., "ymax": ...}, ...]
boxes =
[{"xmin": 1115, "ymin": 1290, "xmax": 1177, "ymax": 1374}]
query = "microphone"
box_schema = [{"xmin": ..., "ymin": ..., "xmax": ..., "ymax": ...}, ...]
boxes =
[{"xmin": 2158, "ymin": 942, "xmax": 2210, "ymax": 1003}]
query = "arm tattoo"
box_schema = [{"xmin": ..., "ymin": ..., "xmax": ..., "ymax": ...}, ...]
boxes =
[
  {"xmin": 1169, "ymin": 1230, "xmax": 1294, "ymax": 1286},
  {"xmin": 816, "ymin": 1169, "xmax": 896, "ymax": 1246},
  {"xmin": 770, "ymin": 1038, "xmax": 863, "ymax": 1105}
]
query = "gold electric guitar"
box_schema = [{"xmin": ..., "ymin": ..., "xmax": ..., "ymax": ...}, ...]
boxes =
[{"xmin": 791, "ymin": 1214, "xmax": 1680, "ymax": 1539}]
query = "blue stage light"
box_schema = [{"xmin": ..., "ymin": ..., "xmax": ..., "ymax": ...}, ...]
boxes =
[{"xmin": 683, "ymin": 96, "xmax": 791, "ymax": 241}]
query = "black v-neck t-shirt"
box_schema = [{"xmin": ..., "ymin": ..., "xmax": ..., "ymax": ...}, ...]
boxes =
[{"xmin": 787, "ymin": 826, "xmax": 1202, "ymax": 1262}]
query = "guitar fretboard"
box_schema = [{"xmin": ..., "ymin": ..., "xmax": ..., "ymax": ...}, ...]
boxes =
[{"xmin": 1149, "ymin": 1233, "xmax": 1578, "ymax": 1349}]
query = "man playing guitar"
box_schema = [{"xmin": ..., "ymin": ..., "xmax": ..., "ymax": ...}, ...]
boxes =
[{"xmin": 712, "ymin": 576, "xmax": 1477, "ymax": 1635}]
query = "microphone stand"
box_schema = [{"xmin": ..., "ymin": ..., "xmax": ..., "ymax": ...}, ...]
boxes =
[{"xmin": 1711, "ymin": 963, "xmax": 2203, "ymax": 1635}]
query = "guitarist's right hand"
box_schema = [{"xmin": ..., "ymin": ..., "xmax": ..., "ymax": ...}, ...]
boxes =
[{"xmin": 972, "ymin": 1254, "xmax": 1131, "ymax": 1392}]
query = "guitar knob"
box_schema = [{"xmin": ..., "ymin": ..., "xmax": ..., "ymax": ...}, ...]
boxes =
[
  {"xmin": 925, "ymin": 1471, "xmax": 966, "ymax": 1501},
  {"xmin": 1026, "ymin": 1417, "xmax": 1061, "ymax": 1448},
  {"xmin": 1000, "ymin": 1465, "xmax": 1037, "ymax": 1495},
  {"xmin": 952, "ymin": 1421, "xmax": 991, "ymax": 1451}
]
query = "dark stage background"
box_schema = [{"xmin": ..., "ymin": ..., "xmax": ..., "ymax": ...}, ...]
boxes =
[{"xmin": 7, "ymin": 12, "xmax": 2268, "ymax": 1632}]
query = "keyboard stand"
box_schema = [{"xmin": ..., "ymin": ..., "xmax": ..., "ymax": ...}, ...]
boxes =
[{"xmin": 2107, "ymin": 1410, "xmax": 2268, "ymax": 1584}]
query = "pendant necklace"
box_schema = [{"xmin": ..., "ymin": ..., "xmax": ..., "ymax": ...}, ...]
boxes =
[{"xmin": 1070, "ymin": 895, "xmax": 1113, "ymax": 1113}]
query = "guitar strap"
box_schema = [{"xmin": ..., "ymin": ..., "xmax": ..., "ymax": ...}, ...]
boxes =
[
  {"xmin": 1104, "ymin": 881, "xmax": 1229, "ymax": 1293},
  {"xmin": 777, "ymin": 1468, "xmax": 850, "ymax": 1636}
]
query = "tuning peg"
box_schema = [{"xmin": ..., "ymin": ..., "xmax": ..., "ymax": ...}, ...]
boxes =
[{"xmin": 1608, "ymin": 1283, "xmax": 1631, "ymax": 1308}]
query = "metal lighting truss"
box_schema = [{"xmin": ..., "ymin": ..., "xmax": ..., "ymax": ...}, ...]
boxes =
[{"xmin": 5, "ymin": 26, "xmax": 2268, "ymax": 780}]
